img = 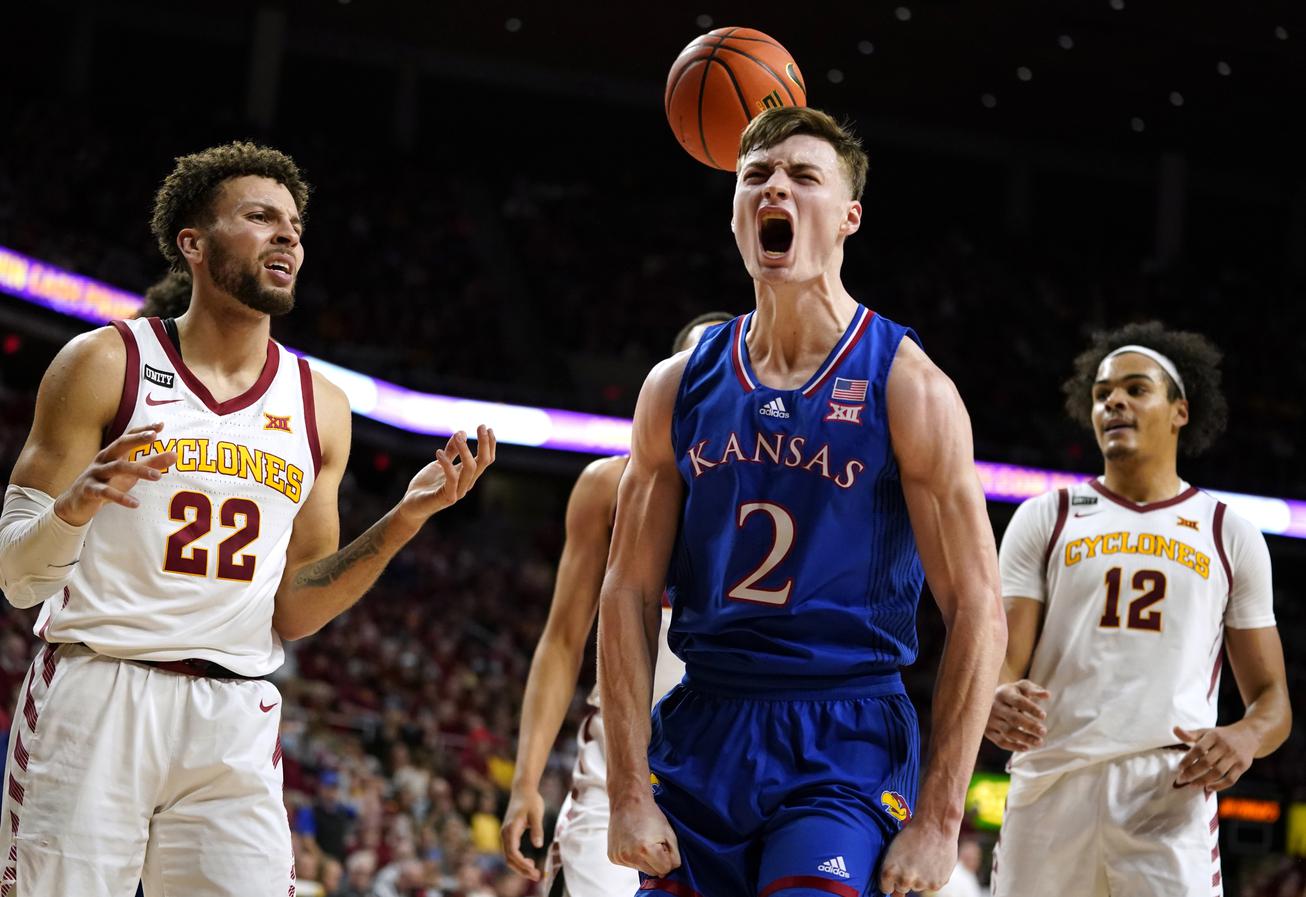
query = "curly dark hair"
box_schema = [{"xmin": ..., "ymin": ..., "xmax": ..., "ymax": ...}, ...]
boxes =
[
  {"xmin": 672, "ymin": 311, "xmax": 735, "ymax": 354},
  {"xmin": 1062, "ymin": 321, "xmax": 1228, "ymax": 456},
  {"xmin": 136, "ymin": 270, "xmax": 193, "ymax": 319},
  {"xmin": 150, "ymin": 141, "xmax": 310, "ymax": 273}
]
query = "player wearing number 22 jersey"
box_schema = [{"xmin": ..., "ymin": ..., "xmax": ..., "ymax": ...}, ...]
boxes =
[
  {"xmin": 0, "ymin": 143, "xmax": 494, "ymax": 897},
  {"xmin": 600, "ymin": 107, "xmax": 1005, "ymax": 897}
]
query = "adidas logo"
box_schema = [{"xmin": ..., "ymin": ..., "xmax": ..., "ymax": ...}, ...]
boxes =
[
  {"xmin": 758, "ymin": 397, "xmax": 791, "ymax": 419},
  {"xmin": 817, "ymin": 856, "xmax": 850, "ymax": 879}
]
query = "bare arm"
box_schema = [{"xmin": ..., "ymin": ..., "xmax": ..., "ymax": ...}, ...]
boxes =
[
  {"xmin": 272, "ymin": 372, "xmax": 496, "ymax": 639},
  {"xmin": 502, "ymin": 456, "xmax": 625, "ymax": 879},
  {"xmin": 880, "ymin": 339, "xmax": 1007, "ymax": 896},
  {"xmin": 1174, "ymin": 626, "xmax": 1290, "ymax": 789},
  {"xmin": 3, "ymin": 328, "xmax": 177, "ymax": 606},
  {"xmin": 598, "ymin": 354, "xmax": 686, "ymax": 876}
]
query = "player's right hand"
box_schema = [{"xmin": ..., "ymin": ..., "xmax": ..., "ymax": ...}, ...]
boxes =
[
  {"xmin": 984, "ymin": 679, "xmax": 1050, "ymax": 752},
  {"xmin": 609, "ymin": 797, "xmax": 681, "ymax": 877},
  {"xmin": 501, "ymin": 785, "xmax": 546, "ymax": 880},
  {"xmin": 53, "ymin": 423, "xmax": 176, "ymax": 527}
]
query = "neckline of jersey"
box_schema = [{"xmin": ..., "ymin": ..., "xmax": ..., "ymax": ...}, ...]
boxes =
[
  {"xmin": 731, "ymin": 304, "xmax": 874, "ymax": 396},
  {"xmin": 1089, "ymin": 477, "xmax": 1198, "ymax": 512},
  {"xmin": 146, "ymin": 317, "xmax": 280, "ymax": 416}
]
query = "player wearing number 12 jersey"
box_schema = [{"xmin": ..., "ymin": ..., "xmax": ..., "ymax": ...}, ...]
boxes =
[
  {"xmin": 0, "ymin": 143, "xmax": 494, "ymax": 896},
  {"xmin": 599, "ymin": 107, "xmax": 1007, "ymax": 897},
  {"xmin": 987, "ymin": 322, "xmax": 1290, "ymax": 897}
]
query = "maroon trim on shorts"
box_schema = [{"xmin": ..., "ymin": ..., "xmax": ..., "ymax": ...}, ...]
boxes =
[
  {"xmin": 1213, "ymin": 502, "xmax": 1233, "ymax": 597},
  {"xmin": 105, "ymin": 320, "xmax": 141, "ymax": 445},
  {"xmin": 1089, "ymin": 479, "xmax": 1200, "ymax": 513},
  {"xmin": 147, "ymin": 317, "xmax": 280, "ymax": 415},
  {"xmin": 297, "ymin": 357, "xmax": 322, "ymax": 476},
  {"xmin": 641, "ymin": 879, "xmax": 707, "ymax": 897},
  {"xmin": 1043, "ymin": 488, "xmax": 1070, "ymax": 573},
  {"xmin": 759, "ymin": 876, "xmax": 859, "ymax": 897}
]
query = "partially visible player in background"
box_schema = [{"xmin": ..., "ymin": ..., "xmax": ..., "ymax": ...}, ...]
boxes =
[
  {"xmin": 987, "ymin": 321, "xmax": 1290, "ymax": 896},
  {"xmin": 137, "ymin": 270, "xmax": 193, "ymax": 319},
  {"xmin": 600, "ymin": 106, "xmax": 1006, "ymax": 897},
  {"xmin": 502, "ymin": 312, "xmax": 733, "ymax": 897},
  {"xmin": 0, "ymin": 141, "xmax": 495, "ymax": 896}
]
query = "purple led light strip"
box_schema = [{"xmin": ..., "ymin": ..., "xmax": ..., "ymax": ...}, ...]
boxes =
[{"xmin": 2, "ymin": 243, "xmax": 1303, "ymax": 538}]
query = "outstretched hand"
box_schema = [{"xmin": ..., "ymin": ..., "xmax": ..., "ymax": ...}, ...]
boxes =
[
  {"xmin": 398, "ymin": 425, "xmax": 496, "ymax": 524},
  {"xmin": 53, "ymin": 423, "xmax": 177, "ymax": 527}
]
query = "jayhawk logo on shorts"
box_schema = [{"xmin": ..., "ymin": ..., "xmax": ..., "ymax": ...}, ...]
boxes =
[{"xmin": 880, "ymin": 790, "xmax": 912, "ymax": 824}]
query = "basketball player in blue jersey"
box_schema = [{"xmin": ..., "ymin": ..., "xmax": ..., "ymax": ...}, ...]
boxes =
[{"xmin": 598, "ymin": 106, "xmax": 1007, "ymax": 897}]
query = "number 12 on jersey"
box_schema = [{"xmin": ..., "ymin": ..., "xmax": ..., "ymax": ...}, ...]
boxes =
[{"xmin": 1099, "ymin": 566, "xmax": 1166, "ymax": 632}]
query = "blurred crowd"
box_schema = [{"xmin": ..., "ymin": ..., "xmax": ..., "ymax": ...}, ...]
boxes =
[
  {"xmin": 2, "ymin": 92, "xmax": 1304, "ymax": 894},
  {"xmin": 1, "ymin": 98, "xmax": 1302, "ymax": 496}
]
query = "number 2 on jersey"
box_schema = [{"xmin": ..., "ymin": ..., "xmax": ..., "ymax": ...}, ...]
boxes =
[
  {"xmin": 1099, "ymin": 567, "xmax": 1166, "ymax": 631},
  {"xmin": 163, "ymin": 491, "xmax": 261, "ymax": 582},
  {"xmin": 727, "ymin": 501, "xmax": 795, "ymax": 605}
]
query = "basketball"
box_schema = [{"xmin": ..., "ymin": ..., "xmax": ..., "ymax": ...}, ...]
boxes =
[{"xmin": 665, "ymin": 27, "xmax": 807, "ymax": 171}]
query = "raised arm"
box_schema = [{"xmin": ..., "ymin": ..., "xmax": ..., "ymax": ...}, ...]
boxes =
[
  {"xmin": 271, "ymin": 372, "xmax": 496, "ymax": 639},
  {"xmin": 598, "ymin": 354, "xmax": 686, "ymax": 877},
  {"xmin": 502, "ymin": 456, "xmax": 625, "ymax": 879},
  {"xmin": 879, "ymin": 338, "xmax": 1007, "ymax": 897}
]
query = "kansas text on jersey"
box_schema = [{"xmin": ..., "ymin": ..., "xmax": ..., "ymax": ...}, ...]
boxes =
[{"xmin": 667, "ymin": 305, "xmax": 925, "ymax": 693}]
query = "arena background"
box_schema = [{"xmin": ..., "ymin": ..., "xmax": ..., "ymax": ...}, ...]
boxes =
[{"xmin": 1, "ymin": 2, "xmax": 1303, "ymax": 894}]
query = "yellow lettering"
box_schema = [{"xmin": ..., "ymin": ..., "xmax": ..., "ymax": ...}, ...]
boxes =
[
  {"xmin": 1195, "ymin": 553, "xmax": 1210, "ymax": 579},
  {"xmin": 1066, "ymin": 540, "xmax": 1085, "ymax": 566},
  {"xmin": 238, "ymin": 446, "xmax": 265, "ymax": 483},
  {"xmin": 195, "ymin": 438, "xmax": 218, "ymax": 473},
  {"xmin": 285, "ymin": 465, "xmax": 304, "ymax": 503},
  {"xmin": 265, "ymin": 454, "xmax": 287, "ymax": 494},
  {"xmin": 1083, "ymin": 535, "xmax": 1103, "ymax": 558},
  {"xmin": 176, "ymin": 438, "xmax": 199, "ymax": 472},
  {"xmin": 217, "ymin": 442, "xmax": 239, "ymax": 476},
  {"xmin": 1136, "ymin": 533, "xmax": 1155, "ymax": 555}
]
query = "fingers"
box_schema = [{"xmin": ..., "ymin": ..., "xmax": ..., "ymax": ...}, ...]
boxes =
[
  {"xmin": 477, "ymin": 425, "xmax": 497, "ymax": 467},
  {"xmin": 1016, "ymin": 679, "xmax": 1051, "ymax": 700},
  {"xmin": 500, "ymin": 815, "xmax": 539, "ymax": 880},
  {"xmin": 100, "ymin": 422, "xmax": 165, "ymax": 460},
  {"xmin": 435, "ymin": 445, "xmax": 460, "ymax": 503},
  {"xmin": 453, "ymin": 431, "xmax": 477, "ymax": 498},
  {"xmin": 98, "ymin": 458, "xmax": 167, "ymax": 485},
  {"xmin": 93, "ymin": 483, "xmax": 141, "ymax": 510},
  {"xmin": 529, "ymin": 803, "xmax": 545, "ymax": 849}
]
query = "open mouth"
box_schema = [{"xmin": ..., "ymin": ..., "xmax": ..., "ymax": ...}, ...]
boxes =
[
  {"xmin": 264, "ymin": 260, "xmax": 292, "ymax": 275},
  {"xmin": 759, "ymin": 212, "xmax": 794, "ymax": 257},
  {"xmin": 1104, "ymin": 421, "xmax": 1134, "ymax": 433}
]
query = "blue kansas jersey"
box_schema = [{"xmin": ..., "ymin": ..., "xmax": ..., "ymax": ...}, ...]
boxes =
[{"xmin": 668, "ymin": 305, "xmax": 925, "ymax": 693}]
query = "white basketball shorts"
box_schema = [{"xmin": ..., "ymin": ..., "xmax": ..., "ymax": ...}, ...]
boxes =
[
  {"xmin": 544, "ymin": 708, "xmax": 640, "ymax": 897},
  {"xmin": 0, "ymin": 643, "xmax": 294, "ymax": 896},
  {"xmin": 992, "ymin": 747, "xmax": 1222, "ymax": 897}
]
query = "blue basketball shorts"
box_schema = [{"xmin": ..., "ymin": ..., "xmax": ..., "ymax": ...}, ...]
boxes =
[{"xmin": 637, "ymin": 676, "xmax": 919, "ymax": 897}]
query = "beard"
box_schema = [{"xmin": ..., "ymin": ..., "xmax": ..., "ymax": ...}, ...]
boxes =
[{"xmin": 208, "ymin": 237, "xmax": 295, "ymax": 316}]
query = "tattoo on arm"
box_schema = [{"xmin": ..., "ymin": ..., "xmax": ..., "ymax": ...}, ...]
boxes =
[{"xmin": 293, "ymin": 518, "xmax": 387, "ymax": 589}]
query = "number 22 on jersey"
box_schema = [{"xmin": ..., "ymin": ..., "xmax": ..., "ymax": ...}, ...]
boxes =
[{"xmin": 163, "ymin": 490, "xmax": 261, "ymax": 582}]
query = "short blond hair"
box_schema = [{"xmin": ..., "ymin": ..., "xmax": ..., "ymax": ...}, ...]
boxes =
[{"xmin": 737, "ymin": 107, "xmax": 868, "ymax": 200}]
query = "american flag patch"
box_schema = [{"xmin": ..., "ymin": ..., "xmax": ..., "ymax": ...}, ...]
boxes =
[{"xmin": 831, "ymin": 377, "xmax": 868, "ymax": 402}]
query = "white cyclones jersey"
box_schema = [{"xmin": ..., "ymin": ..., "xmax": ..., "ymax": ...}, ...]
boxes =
[
  {"xmin": 36, "ymin": 317, "xmax": 321, "ymax": 676},
  {"xmin": 999, "ymin": 478, "xmax": 1275, "ymax": 780}
]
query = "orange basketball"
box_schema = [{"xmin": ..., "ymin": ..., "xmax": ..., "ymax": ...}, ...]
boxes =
[{"xmin": 665, "ymin": 27, "xmax": 807, "ymax": 171}]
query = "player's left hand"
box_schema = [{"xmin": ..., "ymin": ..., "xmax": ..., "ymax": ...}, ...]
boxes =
[
  {"xmin": 1173, "ymin": 724, "xmax": 1258, "ymax": 792},
  {"xmin": 398, "ymin": 426, "xmax": 496, "ymax": 523},
  {"xmin": 879, "ymin": 820, "xmax": 957, "ymax": 897}
]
